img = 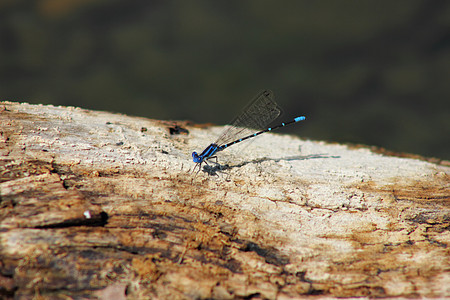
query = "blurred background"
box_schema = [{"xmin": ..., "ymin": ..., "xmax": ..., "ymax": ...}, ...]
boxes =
[{"xmin": 1, "ymin": 0, "xmax": 449, "ymax": 160}]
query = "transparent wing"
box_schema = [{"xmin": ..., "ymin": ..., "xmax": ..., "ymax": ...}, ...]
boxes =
[{"xmin": 214, "ymin": 90, "xmax": 282, "ymax": 146}]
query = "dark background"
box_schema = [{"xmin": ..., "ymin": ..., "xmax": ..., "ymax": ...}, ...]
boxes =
[{"xmin": 1, "ymin": 0, "xmax": 449, "ymax": 160}]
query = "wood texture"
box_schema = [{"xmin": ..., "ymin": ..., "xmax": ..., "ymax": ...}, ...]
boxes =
[{"xmin": 0, "ymin": 102, "xmax": 449, "ymax": 299}]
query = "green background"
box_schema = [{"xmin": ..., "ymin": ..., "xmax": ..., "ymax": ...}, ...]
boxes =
[{"xmin": 1, "ymin": 0, "xmax": 449, "ymax": 160}]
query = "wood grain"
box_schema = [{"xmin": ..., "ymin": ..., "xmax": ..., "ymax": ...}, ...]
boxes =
[{"xmin": 1, "ymin": 102, "xmax": 449, "ymax": 299}]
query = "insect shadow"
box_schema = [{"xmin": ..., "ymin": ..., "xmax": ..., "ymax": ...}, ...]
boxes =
[{"xmin": 200, "ymin": 153, "xmax": 340, "ymax": 176}]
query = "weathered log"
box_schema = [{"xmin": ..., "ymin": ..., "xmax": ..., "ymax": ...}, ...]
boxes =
[{"xmin": 0, "ymin": 101, "xmax": 449, "ymax": 299}]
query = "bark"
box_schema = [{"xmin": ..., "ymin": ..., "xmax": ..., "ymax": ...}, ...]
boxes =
[{"xmin": 0, "ymin": 101, "xmax": 449, "ymax": 299}]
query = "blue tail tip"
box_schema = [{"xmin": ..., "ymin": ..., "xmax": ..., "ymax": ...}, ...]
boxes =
[{"xmin": 295, "ymin": 116, "xmax": 306, "ymax": 122}]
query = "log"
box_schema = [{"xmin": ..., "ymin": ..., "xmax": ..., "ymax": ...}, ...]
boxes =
[{"xmin": 0, "ymin": 101, "xmax": 449, "ymax": 299}]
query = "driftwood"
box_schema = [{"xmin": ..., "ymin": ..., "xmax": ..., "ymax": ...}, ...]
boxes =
[{"xmin": 0, "ymin": 101, "xmax": 449, "ymax": 299}]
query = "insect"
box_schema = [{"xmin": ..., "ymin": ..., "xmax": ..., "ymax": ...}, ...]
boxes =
[{"xmin": 192, "ymin": 90, "xmax": 306, "ymax": 174}]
